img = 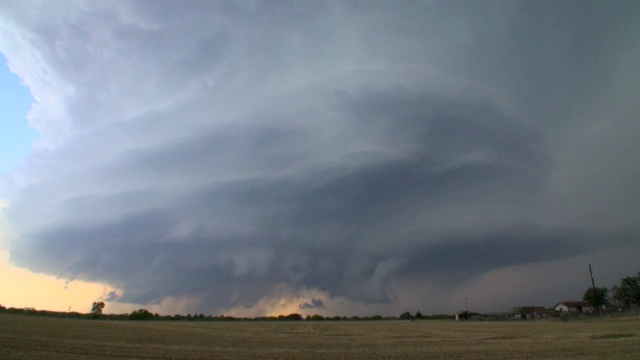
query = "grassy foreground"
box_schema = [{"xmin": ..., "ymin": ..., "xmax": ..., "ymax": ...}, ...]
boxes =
[{"xmin": 0, "ymin": 313, "xmax": 638, "ymax": 359}]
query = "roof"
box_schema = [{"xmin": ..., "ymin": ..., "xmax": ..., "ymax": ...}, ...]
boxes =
[{"xmin": 555, "ymin": 301, "xmax": 591, "ymax": 308}]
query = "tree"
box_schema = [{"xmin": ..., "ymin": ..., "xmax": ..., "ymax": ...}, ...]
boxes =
[
  {"xmin": 611, "ymin": 274, "xmax": 640, "ymax": 309},
  {"xmin": 129, "ymin": 308, "xmax": 154, "ymax": 320},
  {"xmin": 90, "ymin": 301, "xmax": 105, "ymax": 319},
  {"xmin": 583, "ymin": 287, "xmax": 609, "ymax": 309},
  {"xmin": 399, "ymin": 311, "xmax": 413, "ymax": 320},
  {"xmin": 284, "ymin": 313, "xmax": 303, "ymax": 321}
]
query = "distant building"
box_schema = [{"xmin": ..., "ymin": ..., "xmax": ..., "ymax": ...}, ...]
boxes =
[
  {"xmin": 512, "ymin": 306, "xmax": 546, "ymax": 319},
  {"xmin": 554, "ymin": 301, "xmax": 593, "ymax": 314}
]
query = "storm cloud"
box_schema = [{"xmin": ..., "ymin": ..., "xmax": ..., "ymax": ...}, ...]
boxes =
[
  {"xmin": 1, "ymin": 0, "xmax": 639, "ymax": 314},
  {"xmin": 299, "ymin": 298, "xmax": 325, "ymax": 310}
]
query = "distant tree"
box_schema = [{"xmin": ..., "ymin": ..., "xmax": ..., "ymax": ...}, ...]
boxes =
[
  {"xmin": 415, "ymin": 311, "xmax": 423, "ymax": 319},
  {"xmin": 285, "ymin": 313, "xmax": 303, "ymax": 321},
  {"xmin": 583, "ymin": 287, "xmax": 610, "ymax": 309},
  {"xmin": 611, "ymin": 274, "xmax": 640, "ymax": 309},
  {"xmin": 399, "ymin": 311, "xmax": 413, "ymax": 320},
  {"xmin": 129, "ymin": 308, "xmax": 154, "ymax": 320},
  {"xmin": 90, "ymin": 301, "xmax": 105, "ymax": 319}
]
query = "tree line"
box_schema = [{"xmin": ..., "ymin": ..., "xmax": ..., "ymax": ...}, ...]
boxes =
[
  {"xmin": 1, "ymin": 303, "xmax": 453, "ymax": 322},
  {"xmin": 583, "ymin": 271, "xmax": 640, "ymax": 311}
]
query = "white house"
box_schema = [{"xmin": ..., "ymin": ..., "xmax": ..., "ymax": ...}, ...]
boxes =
[{"xmin": 554, "ymin": 301, "xmax": 593, "ymax": 314}]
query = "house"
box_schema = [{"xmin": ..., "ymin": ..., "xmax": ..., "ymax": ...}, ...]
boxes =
[{"xmin": 554, "ymin": 301, "xmax": 593, "ymax": 314}]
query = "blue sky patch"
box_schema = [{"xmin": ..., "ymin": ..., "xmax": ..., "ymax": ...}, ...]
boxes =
[{"xmin": 0, "ymin": 53, "xmax": 36, "ymax": 175}]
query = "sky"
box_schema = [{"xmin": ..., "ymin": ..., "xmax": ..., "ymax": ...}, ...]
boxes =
[
  {"xmin": 0, "ymin": 54, "xmax": 36, "ymax": 178},
  {"xmin": 0, "ymin": 0, "xmax": 639, "ymax": 317}
]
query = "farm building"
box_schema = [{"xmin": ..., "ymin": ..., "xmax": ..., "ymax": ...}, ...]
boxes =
[
  {"xmin": 512, "ymin": 306, "xmax": 546, "ymax": 319},
  {"xmin": 554, "ymin": 301, "xmax": 593, "ymax": 314}
]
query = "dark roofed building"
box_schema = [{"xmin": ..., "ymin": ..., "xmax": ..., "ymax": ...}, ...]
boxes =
[{"xmin": 554, "ymin": 301, "xmax": 593, "ymax": 314}]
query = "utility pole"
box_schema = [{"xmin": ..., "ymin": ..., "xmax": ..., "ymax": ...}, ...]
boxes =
[{"xmin": 589, "ymin": 264, "xmax": 598, "ymax": 314}]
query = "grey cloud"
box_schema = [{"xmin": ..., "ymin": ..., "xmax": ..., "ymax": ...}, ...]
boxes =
[
  {"xmin": 299, "ymin": 298, "xmax": 325, "ymax": 310},
  {"xmin": 103, "ymin": 291, "xmax": 119, "ymax": 302},
  {"xmin": 10, "ymin": 86, "xmax": 550, "ymax": 306},
  {"xmin": 2, "ymin": 0, "xmax": 639, "ymax": 314}
]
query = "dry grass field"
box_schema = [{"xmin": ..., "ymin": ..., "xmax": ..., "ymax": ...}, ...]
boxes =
[{"xmin": 0, "ymin": 313, "xmax": 639, "ymax": 359}]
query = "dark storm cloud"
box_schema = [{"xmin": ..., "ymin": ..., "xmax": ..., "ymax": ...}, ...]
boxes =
[
  {"xmin": 9, "ymin": 86, "xmax": 550, "ymax": 307},
  {"xmin": 299, "ymin": 298, "xmax": 325, "ymax": 310},
  {"xmin": 1, "ymin": 0, "xmax": 639, "ymax": 313}
]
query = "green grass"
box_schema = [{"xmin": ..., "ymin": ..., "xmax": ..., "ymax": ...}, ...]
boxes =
[{"xmin": 0, "ymin": 313, "xmax": 639, "ymax": 359}]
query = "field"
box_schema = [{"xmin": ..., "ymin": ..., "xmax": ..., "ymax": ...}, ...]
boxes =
[{"xmin": 1, "ymin": 313, "xmax": 639, "ymax": 359}]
